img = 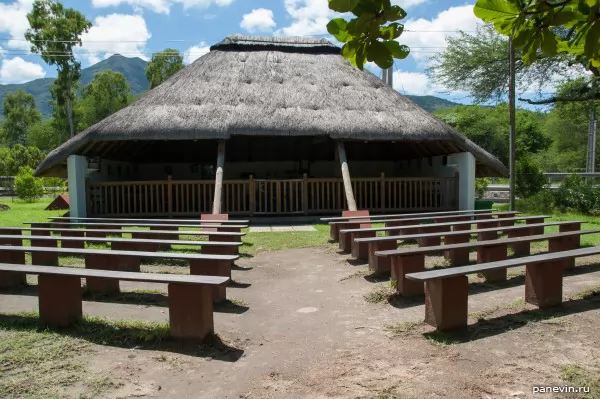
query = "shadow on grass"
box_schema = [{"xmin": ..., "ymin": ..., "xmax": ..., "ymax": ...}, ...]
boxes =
[
  {"xmin": 81, "ymin": 291, "xmax": 250, "ymax": 314},
  {"xmin": 423, "ymin": 294, "xmax": 600, "ymax": 345},
  {"xmin": 363, "ymin": 273, "xmax": 390, "ymax": 283},
  {"xmin": 0, "ymin": 312, "xmax": 244, "ymax": 361},
  {"xmin": 345, "ymin": 258, "xmax": 368, "ymax": 266}
]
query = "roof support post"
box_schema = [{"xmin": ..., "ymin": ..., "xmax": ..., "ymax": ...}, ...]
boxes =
[
  {"xmin": 212, "ymin": 140, "xmax": 226, "ymax": 215},
  {"xmin": 336, "ymin": 140, "xmax": 357, "ymax": 211}
]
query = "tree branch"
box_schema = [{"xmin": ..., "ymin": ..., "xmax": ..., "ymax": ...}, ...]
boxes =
[{"xmin": 518, "ymin": 92, "xmax": 600, "ymax": 104}]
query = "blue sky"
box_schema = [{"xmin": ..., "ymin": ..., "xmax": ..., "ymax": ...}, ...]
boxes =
[{"xmin": 0, "ymin": 0, "xmax": 553, "ymax": 107}]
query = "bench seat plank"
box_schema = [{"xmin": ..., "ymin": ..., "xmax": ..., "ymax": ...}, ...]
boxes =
[
  {"xmin": 49, "ymin": 216, "xmax": 249, "ymax": 224},
  {"xmin": 0, "ymin": 263, "xmax": 229, "ymax": 285},
  {"xmin": 28, "ymin": 221, "xmax": 248, "ymax": 229},
  {"xmin": 0, "ymin": 227, "xmax": 245, "ymax": 236},
  {"xmin": 0, "ymin": 235, "xmax": 243, "ymax": 247},
  {"xmin": 406, "ymin": 245, "xmax": 600, "ymax": 281},
  {"xmin": 329, "ymin": 211, "xmax": 519, "ymax": 225},
  {"xmin": 321, "ymin": 209, "xmax": 504, "ymax": 222}
]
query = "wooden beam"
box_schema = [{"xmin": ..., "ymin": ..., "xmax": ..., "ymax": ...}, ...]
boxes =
[
  {"xmin": 212, "ymin": 140, "xmax": 226, "ymax": 214},
  {"xmin": 336, "ymin": 140, "xmax": 357, "ymax": 211}
]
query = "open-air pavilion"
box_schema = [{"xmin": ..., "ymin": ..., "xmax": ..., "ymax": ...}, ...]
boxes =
[{"xmin": 34, "ymin": 35, "xmax": 507, "ymax": 219}]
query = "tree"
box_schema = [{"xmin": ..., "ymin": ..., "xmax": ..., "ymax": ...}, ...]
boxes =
[
  {"xmin": 27, "ymin": 119, "xmax": 61, "ymax": 152},
  {"xmin": 428, "ymin": 24, "xmax": 575, "ymax": 103},
  {"xmin": 326, "ymin": 0, "xmax": 410, "ymax": 70},
  {"xmin": 145, "ymin": 48, "xmax": 185, "ymax": 89},
  {"xmin": 435, "ymin": 104, "xmax": 550, "ymax": 166},
  {"xmin": 2, "ymin": 90, "xmax": 42, "ymax": 146},
  {"xmin": 25, "ymin": 0, "xmax": 92, "ymax": 138},
  {"xmin": 474, "ymin": 0, "xmax": 599, "ymax": 103},
  {"xmin": 0, "ymin": 145, "xmax": 46, "ymax": 176},
  {"xmin": 78, "ymin": 70, "xmax": 131, "ymax": 130},
  {"xmin": 14, "ymin": 166, "xmax": 44, "ymax": 202}
]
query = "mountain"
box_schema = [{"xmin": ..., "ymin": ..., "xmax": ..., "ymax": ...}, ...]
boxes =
[
  {"xmin": 0, "ymin": 54, "xmax": 149, "ymax": 117},
  {"xmin": 405, "ymin": 95, "xmax": 463, "ymax": 112},
  {"xmin": 0, "ymin": 54, "xmax": 463, "ymax": 117}
]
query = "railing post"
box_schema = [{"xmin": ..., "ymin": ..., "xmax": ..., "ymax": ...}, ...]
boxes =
[
  {"xmin": 302, "ymin": 173, "xmax": 308, "ymax": 215},
  {"xmin": 167, "ymin": 175, "xmax": 173, "ymax": 218},
  {"xmin": 249, "ymin": 175, "xmax": 255, "ymax": 216},
  {"xmin": 454, "ymin": 173, "xmax": 460, "ymax": 210},
  {"xmin": 380, "ymin": 172, "xmax": 385, "ymax": 211}
]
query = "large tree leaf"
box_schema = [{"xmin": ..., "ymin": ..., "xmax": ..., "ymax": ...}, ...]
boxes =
[
  {"xmin": 329, "ymin": 0, "xmax": 360, "ymax": 13},
  {"xmin": 378, "ymin": 23, "xmax": 403, "ymax": 40},
  {"xmin": 382, "ymin": 40, "xmax": 410, "ymax": 59},
  {"xmin": 327, "ymin": 18, "xmax": 351, "ymax": 42},
  {"xmin": 367, "ymin": 40, "xmax": 393, "ymax": 69},
  {"xmin": 474, "ymin": 0, "xmax": 520, "ymax": 24}
]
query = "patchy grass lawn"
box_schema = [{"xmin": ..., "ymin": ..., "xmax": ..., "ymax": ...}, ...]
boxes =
[{"xmin": 0, "ymin": 198, "xmax": 64, "ymax": 228}]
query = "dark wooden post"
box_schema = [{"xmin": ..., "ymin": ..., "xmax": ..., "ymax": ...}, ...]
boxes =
[
  {"xmin": 302, "ymin": 173, "xmax": 308, "ymax": 215},
  {"xmin": 249, "ymin": 174, "xmax": 255, "ymax": 216},
  {"xmin": 336, "ymin": 141, "xmax": 357, "ymax": 211},
  {"xmin": 380, "ymin": 172, "xmax": 385, "ymax": 211},
  {"xmin": 212, "ymin": 140, "xmax": 226, "ymax": 214},
  {"xmin": 167, "ymin": 175, "xmax": 173, "ymax": 218}
]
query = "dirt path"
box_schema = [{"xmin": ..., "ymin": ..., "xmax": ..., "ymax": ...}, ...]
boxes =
[{"xmin": 2, "ymin": 247, "xmax": 600, "ymax": 398}]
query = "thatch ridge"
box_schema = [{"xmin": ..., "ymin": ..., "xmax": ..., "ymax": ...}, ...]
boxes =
[{"xmin": 35, "ymin": 35, "xmax": 507, "ymax": 177}]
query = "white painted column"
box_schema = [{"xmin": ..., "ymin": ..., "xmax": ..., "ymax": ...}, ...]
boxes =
[
  {"xmin": 448, "ymin": 152, "xmax": 476, "ymax": 210},
  {"xmin": 67, "ymin": 155, "xmax": 87, "ymax": 218}
]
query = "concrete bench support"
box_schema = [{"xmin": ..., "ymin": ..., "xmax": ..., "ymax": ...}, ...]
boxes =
[
  {"xmin": 38, "ymin": 274, "xmax": 82, "ymax": 327},
  {"xmin": 30, "ymin": 238, "xmax": 59, "ymax": 266},
  {"xmin": 351, "ymin": 231, "xmax": 376, "ymax": 261},
  {"xmin": 424, "ymin": 276, "xmax": 468, "ymax": 330},
  {"xmin": 168, "ymin": 283, "xmax": 214, "ymax": 340},
  {"xmin": 477, "ymin": 244, "xmax": 507, "ymax": 282},
  {"xmin": 368, "ymin": 241, "xmax": 396, "ymax": 275},
  {"xmin": 443, "ymin": 233, "xmax": 470, "ymax": 265},
  {"xmin": 0, "ymin": 251, "xmax": 26, "ymax": 288},
  {"xmin": 525, "ymin": 260, "xmax": 564, "ymax": 308},
  {"xmin": 391, "ymin": 254, "xmax": 425, "ymax": 296}
]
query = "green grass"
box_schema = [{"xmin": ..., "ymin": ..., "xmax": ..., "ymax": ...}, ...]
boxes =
[
  {"xmin": 560, "ymin": 364, "xmax": 600, "ymax": 399},
  {"xmin": 0, "ymin": 198, "xmax": 65, "ymax": 227}
]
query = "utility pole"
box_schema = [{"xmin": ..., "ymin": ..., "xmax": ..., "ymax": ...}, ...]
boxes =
[
  {"xmin": 586, "ymin": 80, "xmax": 597, "ymax": 173},
  {"xmin": 382, "ymin": 65, "xmax": 393, "ymax": 88},
  {"xmin": 508, "ymin": 38, "xmax": 516, "ymax": 211}
]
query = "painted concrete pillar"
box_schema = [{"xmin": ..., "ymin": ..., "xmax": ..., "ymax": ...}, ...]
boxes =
[
  {"xmin": 67, "ymin": 155, "xmax": 87, "ymax": 217},
  {"xmin": 448, "ymin": 152, "xmax": 476, "ymax": 210}
]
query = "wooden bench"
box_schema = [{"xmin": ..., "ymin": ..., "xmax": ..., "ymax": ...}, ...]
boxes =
[
  {"xmin": 358, "ymin": 221, "xmax": 583, "ymax": 274},
  {"xmin": 0, "ymin": 234, "xmax": 242, "ymax": 255},
  {"xmin": 0, "ymin": 263, "xmax": 227, "ymax": 340},
  {"xmin": 49, "ymin": 216, "xmax": 249, "ymax": 224},
  {"xmin": 340, "ymin": 215, "xmax": 551, "ymax": 258},
  {"xmin": 3, "ymin": 225, "xmax": 245, "ymax": 242},
  {"xmin": 0, "ymin": 246, "xmax": 238, "ymax": 302},
  {"xmin": 330, "ymin": 210, "xmax": 519, "ymax": 243},
  {"xmin": 322, "ymin": 209, "xmax": 504, "ymax": 241},
  {"xmin": 375, "ymin": 229, "xmax": 599, "ymax": 297},
  {"xmin": 26, "ymin": 221, "xmax": 248, "ymax": 235},
  {"xmin": 405, "ymin": 246, "xmax": 600, "ymax": 331}
]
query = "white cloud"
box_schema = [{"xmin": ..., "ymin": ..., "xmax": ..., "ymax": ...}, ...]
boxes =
[
  {"xmin": 401, "ymin": 5, "xmax": 481, "ymax": 64},
  {"xmin": 0, "ymin": 56, "xmax": 45, "ymax": 83},
  {"xmin": 80, "ymin": 14, "xmax": 151, "ymax": 64},
  {"xmin": 240, "ymin": 8, "xmax": 276, "ymax": 33},
  {"xmin": 184, "ymin": 41, "xmax": 210, "ymax": 64},
  {"xmin": 276, "ymin": 0, "xmax": 426, "ymax": 37},
  {"xmin": 275, "ymin": 0, "xmax": 333, "ymax": 36},
  {"xmin": 392, "ymin": 70, "xmax": 442, "ymax": 95},
  {"xmin": 91, "ymin": 0, "xmax": 234, "ymax": 14},
  {"xmin": 0, "ymin": 0, "xmax": 34, "ymax": 50}
]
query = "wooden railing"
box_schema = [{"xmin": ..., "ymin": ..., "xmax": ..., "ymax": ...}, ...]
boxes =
[{"xmin": 87, "ymin": 175, "xmax": 458, "ymax": 217}]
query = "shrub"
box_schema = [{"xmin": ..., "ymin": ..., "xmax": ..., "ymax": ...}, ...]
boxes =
[
  {"xmin": 475, "ymin": 178, "xmax": 490, "ymax": 199},
  {"xmin": 515, "ymin": 157, "xmax": 546, "ymax": 199},
  {"xmin": 14, "ymin": 166, "xmax": 44, "ymax": 202}
]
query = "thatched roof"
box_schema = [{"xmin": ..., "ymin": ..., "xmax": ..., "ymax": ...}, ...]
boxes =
[{"xmin": 35, "ymin": 34, "xmax": 507, "ymax": 177}]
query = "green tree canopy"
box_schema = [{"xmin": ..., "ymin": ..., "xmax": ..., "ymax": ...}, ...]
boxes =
[
  {"xmin": 428, "ymin": 24, "xmax": 575, "ymax": 103},
  {"xmin": 0, "ymin": 144, "xmax": 46, "ymax": 176},
  {"xmin": 145, "ymin": 48, "xmax": 184, "ymax": 89},
  {"xmin": 78, "ymin": 70, "xmax": 131, "ymax": 130},
  {"xmin": 2, "ymin": 90, "xmax": 42, "ymax": 147},
  {"xmin": 26, "ymin": 0, "xmax": 92, "ymax": 137},
  {"xmin": 435, "ymin": 104, "xmax": 550, "ymax": 165},
  {"xmin": 27, "ymin": 119, "xmax": 61, "ymax": 152}
]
